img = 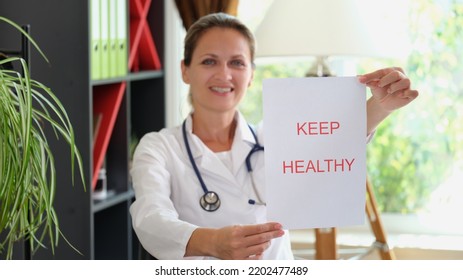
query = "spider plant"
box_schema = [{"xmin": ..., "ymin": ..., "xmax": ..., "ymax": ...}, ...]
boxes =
[{"xmin": 0, "ymin": 16, "xmax": 85, "ymax": 259}]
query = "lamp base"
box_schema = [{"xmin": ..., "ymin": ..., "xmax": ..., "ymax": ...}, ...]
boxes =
[{"xmin": 306, "ymin": 56, "xmax": 333, "ymax": 77}]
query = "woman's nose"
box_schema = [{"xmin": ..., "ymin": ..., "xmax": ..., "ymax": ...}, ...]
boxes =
[{"xmin": 214, "ymin": 64, "xmax": 232, "ymax": 80}]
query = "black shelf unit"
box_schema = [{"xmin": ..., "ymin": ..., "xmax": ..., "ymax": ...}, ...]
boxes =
[{"xmin": 0, "ymin": 0, "xmax": 165, "ymax": 259}]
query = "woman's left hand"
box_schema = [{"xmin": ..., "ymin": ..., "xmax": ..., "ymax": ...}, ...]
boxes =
[
  {"xmin": 358, "ymin": 67, "xmax": 419, "ymax": 113},
  {"xmin": 358, "ymin": 67, "xmax": 419, "ymax": 135}
]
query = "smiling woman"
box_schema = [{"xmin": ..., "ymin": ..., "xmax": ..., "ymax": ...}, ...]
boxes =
[
  {"xmin": 129, "ymin": 9, "xmax": 418, "ymax": 260},
  {"xmin": 130, "ymin": 13, "xmax": 291, "ymax": 260},
  {"xmin": 181, "ymin": 27, "xmax": 254, "ymax": 123}
]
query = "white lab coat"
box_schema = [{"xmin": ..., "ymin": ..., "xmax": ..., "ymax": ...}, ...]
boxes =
[{"xmin": 130, "ymin": 112, "xmax": 294, "ymax": 260}]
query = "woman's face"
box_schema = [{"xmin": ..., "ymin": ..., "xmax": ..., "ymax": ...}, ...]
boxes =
[{"xmin": 181, "ymin": 27, "xmax": 254, "ymax": 115}]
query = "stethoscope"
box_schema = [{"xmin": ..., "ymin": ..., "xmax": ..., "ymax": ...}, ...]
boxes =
[{"xmin": 182, "ymin": 120, "xmax": 265, "ymax": 212}]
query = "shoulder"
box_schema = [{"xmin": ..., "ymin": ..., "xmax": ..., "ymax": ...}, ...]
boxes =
[{"xmin": 133, "ymin": 126, "xmax": 183, "ymax": 161}]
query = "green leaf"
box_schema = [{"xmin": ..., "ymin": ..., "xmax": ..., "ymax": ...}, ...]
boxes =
[{"xmin": 1, "ymin": 19, "xmax": 86, "ymax": 259}]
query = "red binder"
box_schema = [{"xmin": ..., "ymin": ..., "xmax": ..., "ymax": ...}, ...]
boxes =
[{"xmin": 92, "ymin": 82, "xmax": 126, "ymax": 189}]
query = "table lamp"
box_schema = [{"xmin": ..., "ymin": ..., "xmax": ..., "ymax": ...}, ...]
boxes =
[{"xmin": 253, "ymin": 0, "xmax": 410, "ymax": 76}]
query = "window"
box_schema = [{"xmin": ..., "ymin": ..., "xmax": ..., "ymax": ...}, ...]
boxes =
[{"xmin": 238, "ymin": 0, "xmax": 463, "ymax": 241}]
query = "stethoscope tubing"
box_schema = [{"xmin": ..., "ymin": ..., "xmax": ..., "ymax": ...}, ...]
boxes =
[
  {"xmin": 182, "ymin": 120, "xmax": 210, "ymax": 195},
  {"xmin": 182, "ymin": 119, "xmax": 264, "ymax": 211}
]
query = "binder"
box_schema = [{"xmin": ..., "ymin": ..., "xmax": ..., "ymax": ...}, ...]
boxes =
[
  {"xmin": 93, "ymin": 113, "xmax": 103, "ymax": 147},
  {"xmin": 92, "ymin": 83, "xmax": 126, "ymax": 189},
  {"xmin": 129, "ymin": 0, "xmax": 162, "ymax": 72},
  {"xmin": 90, "ymin": 0, "xmax": 101, "ymax": 80},
  {"xmin": 108, "ymin": 0, "xmax": 117, "ymax": 78},
  {"xmin": 116, "ymin": 0, "xmax": 127, "ymax": 77},
  {"xmin": 100, "ymin": 0, "xmax": 110, "ymax": 79}
]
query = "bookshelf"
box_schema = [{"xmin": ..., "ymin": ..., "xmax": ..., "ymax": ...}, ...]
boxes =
[{"xmin": 0, "ymin": 0, "xmax": 165, "ymax": 259}]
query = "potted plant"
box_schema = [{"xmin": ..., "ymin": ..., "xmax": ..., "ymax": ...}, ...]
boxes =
[{"xmin": 0, "ymin": 16, "xmax": 85, "ymax": 259}]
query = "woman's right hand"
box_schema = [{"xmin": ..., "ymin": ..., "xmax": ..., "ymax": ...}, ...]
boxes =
[
  {"xmin": 212, "ymin": 222, "xmax": 285, "ymax": 259},
  {"xmin": 186, "ymin": 222, "xmax": 285, "ymax": 259}
]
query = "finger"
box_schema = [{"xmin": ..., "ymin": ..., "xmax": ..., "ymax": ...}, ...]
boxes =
[
  {"xmin": 246, "ymin": 253, "xmax": 264, "ymax": 260},
  {"xmin": 385, "ymin": 77, "xmax": 411, "ymax": 94},
  {"xmin": 364, "ymin": 80, "xmax": 381, "ymax": 89},
  {"xmin": 358, "ymin": 67, "xmax": 404, "ymax": 84},
  {"xmin": 378, "ymin": 70, "xmax": 407, "ymax": 88},
  {"xmin": 401, "ymin": 89, "xmax": 419, "ymax": 100},
  {"xmin": 358, "ymin": 68, "xmax": 389, "ymax": 83},
  {"xmin": 243, "ymin": 228, "xmax": 284, "ymax": 248},
  {"xmin": 241, "ymin": 222, "xmax": 282, "ymax": 237},
  {"xmin": 244, "ymin": 241, "xmax": 272, "ymax": 258}
]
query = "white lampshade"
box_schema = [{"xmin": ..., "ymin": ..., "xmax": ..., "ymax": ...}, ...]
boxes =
[{"xmin": 254, "ymin": 0, "xmax": 410, "ymax": 59}]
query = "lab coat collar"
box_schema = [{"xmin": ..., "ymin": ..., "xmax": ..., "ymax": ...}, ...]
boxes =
[
  {"xmin": 231, "ymin": 112, "xmax": 258, "ymax": 175},
  {"xmin": 183, "ymin": 112, "xmax": 257, "ymax": 179}
]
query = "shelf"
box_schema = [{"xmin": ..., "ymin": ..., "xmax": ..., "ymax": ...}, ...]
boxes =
[
  {"xmin": 92, "ymin": 77, "xmax": 126, "ymax": 86},
  {"xmin": 0, "ymin": 0, "xmax": 165, "ymax": 260},
  {"xmin": 90, "ymin": 69, "xmax": 163, "ymax": 86},
  {"xmin": 128, "ymin": 69, "xmax": 163, "ymax": 81},
  {"xmin": 93, "ymin": 188, "xmax": 135, "ymax": 213},
  {"xmin": 90, "ymin": 0, "xmax": 165, "ymax": 260}
]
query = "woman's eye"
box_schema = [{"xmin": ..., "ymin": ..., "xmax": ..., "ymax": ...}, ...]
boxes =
[
  {"xmin": 230, "ymin": 60, "xmax": 245, "ymax": 67},
  {"xmin": 201, "ymin": 59, "xmax": 215, "ymax": 65}
]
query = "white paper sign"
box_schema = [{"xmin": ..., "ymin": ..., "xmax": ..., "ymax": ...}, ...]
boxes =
[{"xmin": 263, "ymin": 77, "xmax": 366, "ymax": 229}]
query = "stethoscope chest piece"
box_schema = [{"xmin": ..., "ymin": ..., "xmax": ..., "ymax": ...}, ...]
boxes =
[
  {"xmin": 183, "ymin": 120, "xmax": 264, "ymax": 212},
  {"xmin": 200, "ymin": 191, "xmax": 221, "ymax": 212}
]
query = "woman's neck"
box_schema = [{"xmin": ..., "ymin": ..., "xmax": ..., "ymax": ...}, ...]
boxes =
[{"xmin": 191, "ymin": 110, "xmax": 237, "ymax": 152}]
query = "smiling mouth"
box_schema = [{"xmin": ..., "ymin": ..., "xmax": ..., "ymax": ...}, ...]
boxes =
[{"xmin": 211, "ymin": 86, "xmax": 233, "ymax": 94}]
